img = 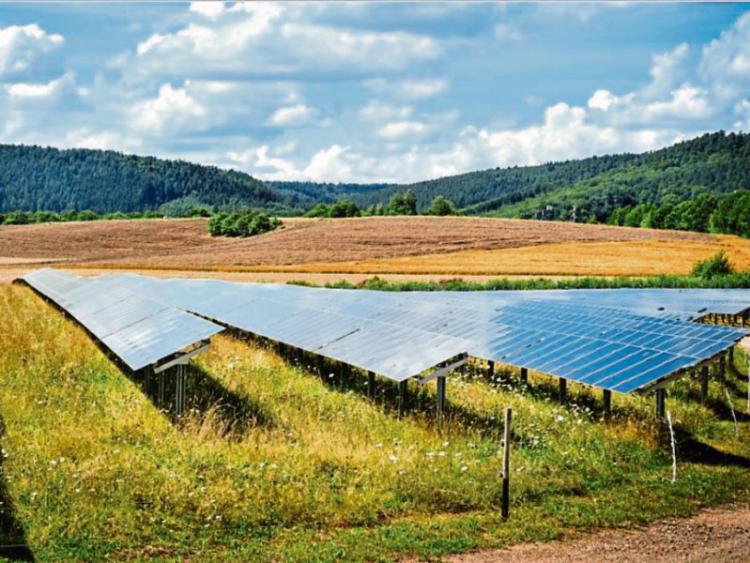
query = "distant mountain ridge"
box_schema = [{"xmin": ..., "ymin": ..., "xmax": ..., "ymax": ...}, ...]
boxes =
[{"xmin": 1, "ymin": 132, "xmax": 749, "ymax": 221}]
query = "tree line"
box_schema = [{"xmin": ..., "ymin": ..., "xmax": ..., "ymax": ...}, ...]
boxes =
[
  {"xmin": 304, "ymin": 190, "xmax": 458, "ymax": 218},
  {"xmin": 606, "ymin": 190, "xmax": 750, "ymax": 237},
  {"xmin": 0, "ymin": 208, "xmax": 174, "ymax": 225},
  {"xmin": 497, "ymin": 132, "xmax": 750, "ymax": 223}
]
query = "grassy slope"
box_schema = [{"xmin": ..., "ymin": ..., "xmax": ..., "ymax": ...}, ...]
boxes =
[{"xmin": 1, "ymin": 285, "xmax": 750, "ymax": 560}]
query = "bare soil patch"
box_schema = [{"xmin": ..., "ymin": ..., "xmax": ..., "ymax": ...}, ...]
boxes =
[
  {"xmin": 449, "ymin": 504, "xmax": 750, "ymax": 562},
  {"xmin": 0, "ymin": 216, "xmax": 713, "ymax": 272}
]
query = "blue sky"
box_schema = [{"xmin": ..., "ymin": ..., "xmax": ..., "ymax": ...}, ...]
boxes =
[{"xmin": 0, "ymin": 2, "xmax": 749, "ymax": 183}]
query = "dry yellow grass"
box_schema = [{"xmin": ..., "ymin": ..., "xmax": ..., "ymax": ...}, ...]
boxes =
[
  {"xmin": 256, "ymin": 235, "xmax": 750, "ymax": 277},
  {"xmin": 2, "ymin": 216, "xmax": 749, "ymax": 281}
]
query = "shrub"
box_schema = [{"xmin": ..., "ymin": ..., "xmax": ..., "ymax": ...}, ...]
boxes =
[
  {"xmin": 31, "ymin": 210, "xmax": 61, "ymax": 223},
  {"xmin": 190, "ymin": 207, "xmax": 212, "ymax": 217},
  {"xmin": 426, "ymin": 195, "xmax": 458, "ymax": 216},
  {"xmin": 328, "ymin": 199, "xmax": 360, "ymax": 218},
  {"xmin": 387, "ymin": 189, "xmax": 417, "ymax": 215},
  {"xmin": 3, "ymin": 211, "xmax": 31, "ymax": 225},
  {"xmin": 691, "ymin": 251, "xmax": 734, "ymax": 278},
  {"xmin": 208, "ymin": 209, "xmax": 281, "ymax": 237},
  {"xmin": 76, "ymin": 209, "xmax": 99, "ymax": 221},
  {"xmin": 305, "ymin": 203, "xmax": 330, "ymax": 217}
]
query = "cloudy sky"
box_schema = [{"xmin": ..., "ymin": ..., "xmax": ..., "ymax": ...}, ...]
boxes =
[{"xmin": 0, "ymin": 2, "xmax": 749, "ymax": 183}]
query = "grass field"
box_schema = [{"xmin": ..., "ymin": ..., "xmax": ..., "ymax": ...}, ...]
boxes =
[{"xmin": 2, "ymin": 284, "xmax": 750, "ymax": 560}]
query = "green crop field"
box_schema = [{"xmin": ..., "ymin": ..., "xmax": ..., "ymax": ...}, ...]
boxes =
[{"xmin": 2, "ymin": 284, "xmax": 750, "ymax": 561}]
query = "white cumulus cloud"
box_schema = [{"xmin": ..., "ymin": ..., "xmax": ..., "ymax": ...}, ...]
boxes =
[
  {"xmin": 267, "ymin": 103, "xmax": 315, "ymax": 126},
  {"xmin": 130, "ymin": 83, "xmax": 206, "ymax": 134},
  {"xmin": 189, "ymin": 2, "xmax": 226, "ymax": 19},
  {"xmin": 378, "ymin": 120, "xmax": 428, "ymax": 140},
  {"xmin": 700, "ymin": 12, "xmax": 750, "ymax": 100},
  {"xmin": 0, "ymin": 23, "xmax": 63, "ymax": 79}
]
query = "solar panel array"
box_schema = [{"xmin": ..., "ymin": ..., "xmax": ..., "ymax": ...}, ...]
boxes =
[
  {"xmin": 97, "ymin": 273, "xmax": 748, "ymax": 393},
  {"xmin": 20, "ymin": 269, "xmax": 223, "ymax": 371},
  {"xmin": 81, "ymin": 274, "xmax": 471, "ymax": 381},
  {"xmin": 406, "ymin": 288, "xmax": 750, "ymax": 322}
]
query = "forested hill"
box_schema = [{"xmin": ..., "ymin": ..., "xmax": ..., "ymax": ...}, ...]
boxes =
[
  {"xmin": 1, "ymin": 132, "xmax": 749, "ymax": 220},
  {"xmin": 353, "ymin": 152, "xmax": 641, "ymax": 212},
  {"xmin": 489, "ymin": 131, "xmax": 750, "ymax": 222},
  {"xmin": 336, "ymin": 131, "xmax": 750, "ymax": 218},
  {"xmin": 267, "ymin": 132, "xmax": 750, "ymax": 221},
  {"xmin": 0, "ymin": 145, "xmax": 284, "ymax": 214}
]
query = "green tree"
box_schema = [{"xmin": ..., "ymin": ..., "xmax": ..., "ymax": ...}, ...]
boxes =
[
  {"xmin": 387, "ymin": 189, "xmax": 417, "ymax": 215},
  {"xmin": 76, "ymin": 209, "xmax": 99, "ymax": 221},
  {"xmin": 623, "ymin": 204, "xmax": 648, "ymax": 227},
  {"xmin": 208, "ymin": 209, "xmax": 281, "ymax": 238},
  {"xmin": 3, "ymin": 211, "xmax": 30, "ymax": 225},
  {"xmin": 305, "ymin": 203, "xmax": 330, "ymax": 217},
  {"xmin": 328, "ymin": 199, "xmax": 360, "ymax": 218},
  {"xmin": 691, "ymin": 251, "xmax": 734, "ymax": 278},
  {"xmin": 31, "ymin": 211, "xmax": 61, "ymax": 223},
  {"xmin": 425, "ymin": 195, "xmax": 458, "ymax": 216},
  {"xmin": 710, "ymin": 190, "xmax": 750, "ymax": 237}
]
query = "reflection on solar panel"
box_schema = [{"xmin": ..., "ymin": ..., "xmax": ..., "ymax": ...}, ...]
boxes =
[
  {"xmin": 403, "ymin": 288, "xmax": 750, "ymax": 322},
  {"xmin": 19, "ymin": 269, "xmax": 223, "ymax": 371},
  {"xmin": 97, "ymin": 273, "xmax": 748, "ymax": 394},
  {"xmin": 75, "ymin": 274, "xmax": 470, "ymax": 381}
]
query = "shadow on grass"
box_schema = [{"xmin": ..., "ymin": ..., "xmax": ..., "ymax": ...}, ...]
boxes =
[
  {"xmin": 674, "ymin": 426, "xmax": 750, "ymax": 468},
  {"xmin": 131, "ymin": 363, "xmax": 276, "ymax": 437},
  {"xmin": 279, "ymin": 352, "xmax": 515, "ymax": 437},
  {"xmin": 0, "ymin": 416, "xmax": 34, "ymax": 562},
  {"xmin": 186, "ymin": 364, "xmax": 276, "ymax": 433}
]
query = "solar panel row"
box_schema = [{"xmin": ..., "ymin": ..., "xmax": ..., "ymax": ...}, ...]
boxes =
[
  {"xmin": 98, "ymin": 273, "xmax": 747, "ymax": 393},
  {"xmin": 20, "ymin": 269, "xmax": 223, "ymax": 371},
  {"xmin": 89, "ymin": 274, "xmax": 471, "ymax": 381},
  {"xmin": 405, "ymin": 288, "xmax": 750, "ymax": 322}
]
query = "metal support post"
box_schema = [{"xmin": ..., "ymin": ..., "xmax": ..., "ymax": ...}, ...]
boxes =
[
  {"xmin": 559, "ymin": 377, "xmax": 567, "ymax": 403},
  {"xmin": 158, "ymin": 369, "xmax": 166, "ymax": 406},
  {"xmin": 436, "ymin": 376, "xmax": 446, "ymax": 416},
  {"xmin": 700, "ymin": 365, "xmax": 709, "ymax": 403},
  {"xmin": 144, "ymin": 365, "xmax": 154, "ymax": 396},
  {"xmin": 603, "ymin": 389, "xmax": 611, "ymax": 420},
  {"xmin": 398, "ymin": 380, "xmax": 408, "ymax": 418},
  {"xmin": 501, "ymin": 407, "xmax": 512, "ymax": 520},
  {"xmin": 656, "ymin": 388, "xmax": 666, "ymax": 421},
  {"xmin": 520, "ymin": 367, "xmax": 528, "ymax": 386},
  {"xmin": 175, "ymin": 364, "xmax": 186, "ymax": 417},
  {"xmin": 487, "ymin": 360, "xmax": 495, "ymax": 380},
  {"xmin": 367, "ymin": 370, "xmax": 376, "ymax": 399}
]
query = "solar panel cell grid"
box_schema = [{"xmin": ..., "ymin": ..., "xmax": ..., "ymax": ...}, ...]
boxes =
[
  {"xmin": 91, "ymin": 273, "xmax": 748, "ymax": 392},
  {"xmin": 20, "ymin": 270, "xmax": 223, "ymax": 371}
]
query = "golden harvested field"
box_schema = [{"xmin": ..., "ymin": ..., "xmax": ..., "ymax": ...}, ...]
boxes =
[
  {"xmin": 0, "ymin": 215, "xmax": 747, "ymax": 282},
  {"xmin": 281, "ymin": 237, "xmax": 750, "ymax": 277}
]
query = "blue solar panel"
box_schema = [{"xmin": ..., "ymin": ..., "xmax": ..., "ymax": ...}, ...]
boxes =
[
  {"xmin": 95, "ymin": 273, "xmax": 470, "ymax": 381},
  {"xmin": 19, "ymin": 269, "xmax": 223, "ymax": 371},
  {"xmin": 95, "ymin": 273, "xmax": 747, "ymax": 393}
]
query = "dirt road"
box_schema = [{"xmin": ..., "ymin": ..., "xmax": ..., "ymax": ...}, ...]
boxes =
[{"xmin": 449, "ymin": 505, "xmax": 750, "ymax": 562}]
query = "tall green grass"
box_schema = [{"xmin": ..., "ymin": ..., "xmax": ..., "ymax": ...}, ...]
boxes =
[
  {"xmin": 1, "ymin": 285, "xmax": 749, "ymax": 560},
  {"xmin": 292, "ymin": 273, "xmax": 750, "ymax": 292}
]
